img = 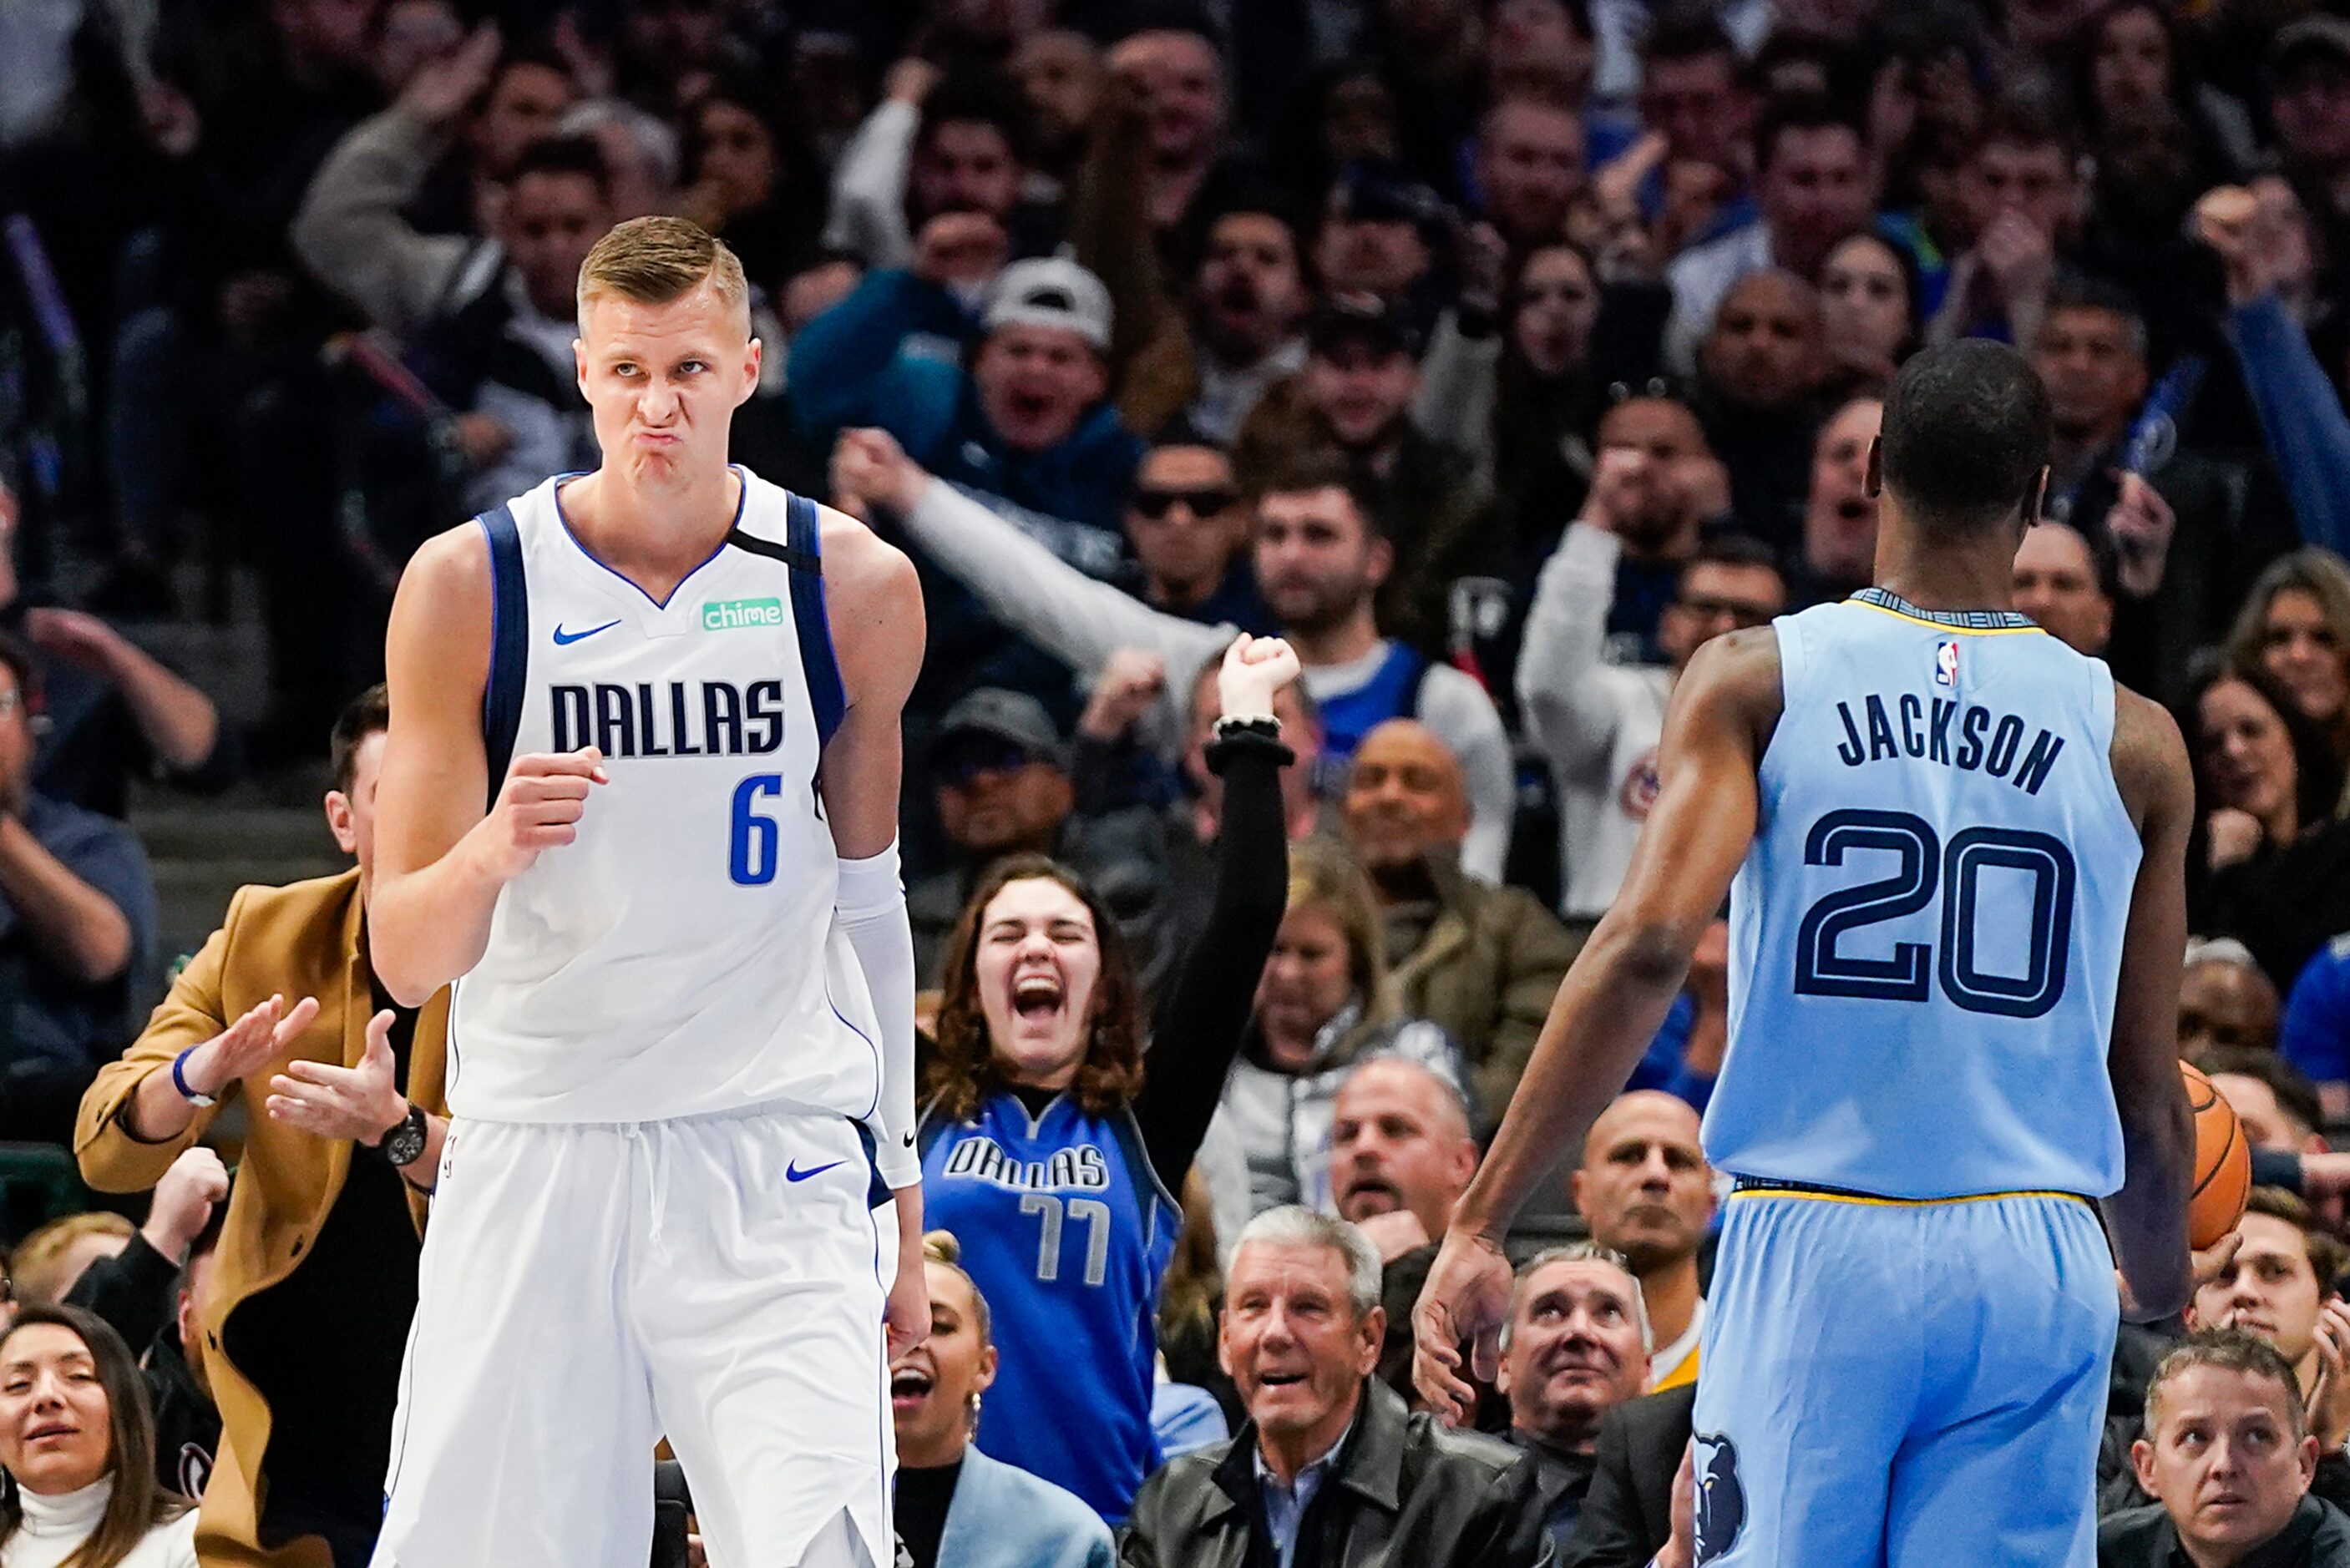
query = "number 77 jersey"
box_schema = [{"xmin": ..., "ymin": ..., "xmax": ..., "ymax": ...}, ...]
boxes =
[{"xmin": 1708, "ymin": 588, "xmax": 2141, "ymax": 1201}]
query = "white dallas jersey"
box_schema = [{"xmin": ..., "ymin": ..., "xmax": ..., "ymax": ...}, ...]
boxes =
[{"xmin": 448, "ymin": 469, "xmax": 887, "ymax": 1125}]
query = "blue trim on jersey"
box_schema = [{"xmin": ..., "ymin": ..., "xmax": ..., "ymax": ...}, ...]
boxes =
[
  {"xmin": 548, "ymin": 467, "xmax": 748, "ymax": 610},
  {"xmin": 786, "ymin": 492, "xmax": 847, "ymax": 749},
  {"xmin": 854, "ymin": 1120, "xmax": 891, "ymax": 1211},
  {"xmin": 1851, "ymin": 586, "xmax": 2036, "ymax": 630},
  {"xmin": 478, "ymin": 505, "xmax": 529, "ymax": 802}
]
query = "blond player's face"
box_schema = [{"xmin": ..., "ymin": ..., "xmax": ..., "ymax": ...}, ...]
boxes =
[{"xmin": 574, "ymin": 283, "xmax": 759, "ymax": 488}]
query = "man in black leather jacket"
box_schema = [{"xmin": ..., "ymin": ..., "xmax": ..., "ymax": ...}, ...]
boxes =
[{"xmin": 1122, "ymin": 1206, "xmax": 1554, "ymax": 1568}]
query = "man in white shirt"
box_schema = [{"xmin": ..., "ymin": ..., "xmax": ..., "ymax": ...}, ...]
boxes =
[{"xmin": 1517, "ymin": 488, "xmax": 1783, "ymax": 925}]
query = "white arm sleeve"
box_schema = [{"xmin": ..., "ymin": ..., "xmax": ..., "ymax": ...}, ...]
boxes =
[{"xmin": 838, "ymin": 840, "xmax": 920, "ymax": 1189}]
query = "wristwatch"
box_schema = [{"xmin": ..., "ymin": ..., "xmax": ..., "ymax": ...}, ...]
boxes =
[
  {"xmin": 374, "ymin": 1105, "xmax": 428, "ymax": 1167},
  {"xmin": 170, "ymin": 1050, "xmax": 216, "ymax": 1109}
]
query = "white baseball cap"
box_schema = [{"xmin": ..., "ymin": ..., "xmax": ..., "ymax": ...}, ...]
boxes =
[{"xmin": 983, "ymin": 257, "xmax": 1113, "ymax": 352}]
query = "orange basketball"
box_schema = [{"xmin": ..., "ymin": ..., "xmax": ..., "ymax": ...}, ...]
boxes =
[{"xmin": 2185, "ymin": 1061, "xmax": 2252, "ymax": 1250}]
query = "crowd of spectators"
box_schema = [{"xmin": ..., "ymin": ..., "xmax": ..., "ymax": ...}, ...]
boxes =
[{"xmin": 8, "ymin": 0, "xmax": 2350, "ymax": 1558}]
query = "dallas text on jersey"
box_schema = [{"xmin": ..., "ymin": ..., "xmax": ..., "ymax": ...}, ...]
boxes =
[
  {"xmin": 1828, "ymin": 693, "xmax": 2067, "ymax": 797},
  {"xmin": 940, "ymin": 1136, "xmax": 1114, "ymax": 1195},
  {"xmin": 547, "ymin": 680, "xmax": 793, "ymax": 759}
]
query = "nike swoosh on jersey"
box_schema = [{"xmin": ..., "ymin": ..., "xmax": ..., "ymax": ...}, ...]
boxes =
[
  {"xmin": 786, "ymin": 1159, "xmax": 845, "ymax": 1182},
  {"xmin": 552, "ymin": 619, "xmax": 622, "ymax": 645}
]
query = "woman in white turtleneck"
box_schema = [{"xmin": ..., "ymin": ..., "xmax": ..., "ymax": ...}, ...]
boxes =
[{"xmin": 0, "ymin": 1306, "xmax": 196, "ymax": 1568}]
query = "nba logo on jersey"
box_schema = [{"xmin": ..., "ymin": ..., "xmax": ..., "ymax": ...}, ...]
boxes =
[{"xmin": 1933, "ymin": 639, "xmax": 1961, "ymax": 689}]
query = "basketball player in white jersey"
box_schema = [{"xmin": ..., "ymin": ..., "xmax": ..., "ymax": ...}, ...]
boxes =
[
  {"xmin": 1414, "ymin": 341, "xmax": 2199, "ymax": 1564},
  {"xmin": 365, "ymin": 217, "xmax": 927, "ymax": 1568}
]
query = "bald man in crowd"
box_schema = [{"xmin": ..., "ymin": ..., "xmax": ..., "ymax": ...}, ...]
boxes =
[
  {"xmin": 1341, "ymin": 719, "xmax": 1578, "ymax": 1116},
  {"xmin": 1570, "ymin": 1091, "xmax": 1714, "ymax": 1392}
]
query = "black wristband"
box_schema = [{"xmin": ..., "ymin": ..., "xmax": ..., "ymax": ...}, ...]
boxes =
[{"xmin": 1203, "ymin": 726, "xmax": 1294, "ymax": 773}]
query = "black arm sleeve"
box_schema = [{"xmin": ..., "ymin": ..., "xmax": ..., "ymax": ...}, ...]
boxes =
[
  {"xmin": 1131, "ymin": 730, "xmax": 1292, "ymax": 1194},
  {"xmin": 64, "ymin": 1232, "xmax": 181, "ymax": 1357}
]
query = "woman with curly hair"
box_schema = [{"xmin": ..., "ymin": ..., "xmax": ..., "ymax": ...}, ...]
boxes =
[{"xmin": 917, "ymin": 636, "xmax": 1296, "ymax": 1522}]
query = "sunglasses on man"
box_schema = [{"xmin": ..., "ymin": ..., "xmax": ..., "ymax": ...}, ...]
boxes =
[{"xmin": 1131, "ymin": 487, "xmax": 1238, "ymax": 520}]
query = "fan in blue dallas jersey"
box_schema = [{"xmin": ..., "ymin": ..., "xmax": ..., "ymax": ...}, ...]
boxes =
[{"xmin": 917, "ymin": 636, "xmax": 1298, "ymax": 1523}]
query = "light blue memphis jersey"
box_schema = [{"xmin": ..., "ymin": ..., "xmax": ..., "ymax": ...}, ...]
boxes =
[{"xmin": 1706, "ymin": 589, "xmax": 2142, "ymax": 1200}]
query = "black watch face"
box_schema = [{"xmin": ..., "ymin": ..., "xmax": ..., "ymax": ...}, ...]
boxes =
[{"xmin": 382, "ymin": 1114, "xmax": 428, "ymax": 1166}]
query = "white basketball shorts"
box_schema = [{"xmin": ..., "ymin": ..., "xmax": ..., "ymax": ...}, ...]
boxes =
[{"xmin": 369, "ymin": 1101, "xmax": 897, "ymax": 1568}]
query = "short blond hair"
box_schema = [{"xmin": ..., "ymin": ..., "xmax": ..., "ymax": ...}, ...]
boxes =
[
  {"xmin": 576, "ymin": 215, "xmax": 750, "ymax": 332},
  {"xmin": 10, "ymin": 1211, "xmax": 134, "ymax": 1305}
]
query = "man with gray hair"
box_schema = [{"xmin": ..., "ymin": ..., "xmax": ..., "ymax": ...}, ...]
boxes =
[
  {"xmin": 1122, "ymin": 1206, "xmax": 1556, "ymax": 1567},
  {"xmin": 1497, "ymin": 1246, "xmax": 1654, "ymax": 1555}
]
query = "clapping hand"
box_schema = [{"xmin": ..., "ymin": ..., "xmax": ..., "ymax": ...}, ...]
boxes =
[
  {"xmin": 267, "ymin": 1009, "xmax": 408, "ymax": 1146},
  {"xmin": 180, "ymin": 994, "xmax": 322, "ymax": 1100},
  {"xmin": 2306, "ymin": 1299, "xmax": 2350, "ymax": 1450}
]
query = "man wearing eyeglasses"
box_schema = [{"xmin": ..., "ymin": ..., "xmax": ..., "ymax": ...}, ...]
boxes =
[
  {"xmin": 1519, "ymin": 483, "xmax": 1785, "ymax": 931},
  {"xmin": 0, "ymin": 635, "xmax": 160, "ymax": 1145}
]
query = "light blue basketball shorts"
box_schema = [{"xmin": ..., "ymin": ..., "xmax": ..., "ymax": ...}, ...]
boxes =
[{"xmin": 1686, "ymin": 1183, "xmax": 2119, "ymax": 1567}]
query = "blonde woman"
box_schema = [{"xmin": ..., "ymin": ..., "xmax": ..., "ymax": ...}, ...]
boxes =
[
  {"xmin": 889, "ymin": 1234, "xmax": 1111, "ymax": 1568},
  {"xmin": 1208, "ymin": 837, "xmax": 1468, "ymax": 1226}
]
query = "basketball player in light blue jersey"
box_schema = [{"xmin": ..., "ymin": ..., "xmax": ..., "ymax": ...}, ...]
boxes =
[
  {"xmin": 1412, "ymin": 341, "xmax": 2199, "ymax": 1565},
  {"xmin": 366, "ymin": 219, "xmax": 928, "ymax": 1568}
]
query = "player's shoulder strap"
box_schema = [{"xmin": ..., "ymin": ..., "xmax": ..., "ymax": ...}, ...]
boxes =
[
  {"xmin": 478, "ymin": 503, "xmax": 529, "ymax": 806},
  {"xmin": 725, "ymin": 488, "xmax": 846, "ymax": 750}
]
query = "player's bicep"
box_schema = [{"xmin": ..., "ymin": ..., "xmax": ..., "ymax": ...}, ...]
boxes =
[
  {"xmin": 1603, "ymin": 630, "xmax": 1777, "ymax": 961},
  {"xmin": 377, "ymin": 529, "xmax": 494, "ymax": 881}
]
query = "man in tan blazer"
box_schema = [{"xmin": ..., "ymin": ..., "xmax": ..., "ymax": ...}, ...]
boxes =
[{"xmin": 73, "ymin": 685, "xmax": 450, "ymax": 1568}]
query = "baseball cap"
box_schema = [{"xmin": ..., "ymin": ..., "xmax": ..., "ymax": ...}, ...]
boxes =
[
  {"xmin": 935, "ymin": 688, "xmax": 1068, "ymax": 771},
  {"xmin": 2272, "ymin": 13, "xmax": 2350, "ymax": 75},
  {"xmin": 983, "ymin": 257, "xmax": 1113, "ymax": 352},
  {"xmin": 1325, "ymin": 160, "xmax": 1451, "ymax": 236},
  {"xmin": 1307, "ymin": 292, "xmax": 1425, "ymax": 361}
]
